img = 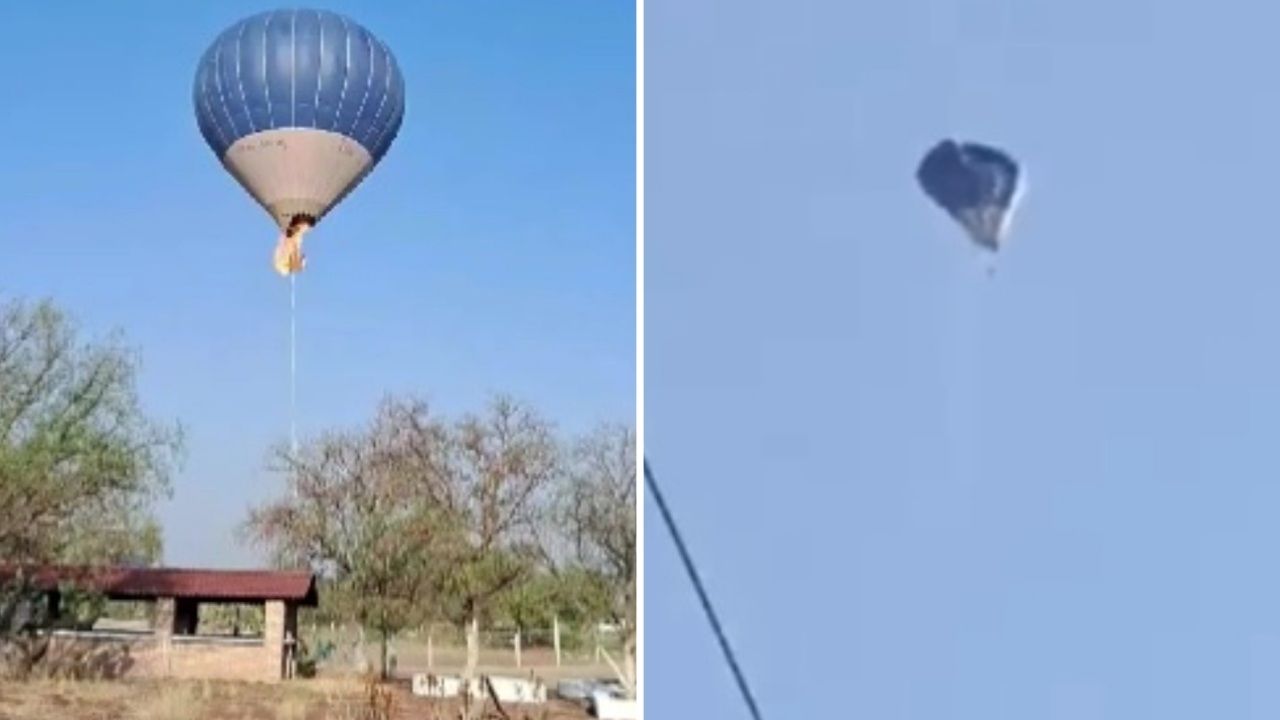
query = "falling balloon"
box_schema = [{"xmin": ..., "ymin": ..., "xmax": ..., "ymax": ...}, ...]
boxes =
[
  {"xmin": 916, "ymin": 139, "xmax": 1023, "ymax": 253},
  {"xmin": 193, "ymin": 8, "xmax": 406, "ymax": 275}
]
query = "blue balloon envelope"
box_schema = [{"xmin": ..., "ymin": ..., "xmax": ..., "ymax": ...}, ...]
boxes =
[
  {"xmin": 194, "ymin": 9, "xmax": 406, "ymax": 272},
  {"xmin": 916, "ymin": 139, "xmax": 1023, "ymax": 252}
]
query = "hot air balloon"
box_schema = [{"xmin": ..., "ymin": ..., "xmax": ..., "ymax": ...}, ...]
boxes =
[
  {"xmin": 193, "ymin": 9, "xmax": 406, "ymax": 275},
  {"xmin": 916, "ymin": 139, "xmax": 1024, "ymax": 253}
]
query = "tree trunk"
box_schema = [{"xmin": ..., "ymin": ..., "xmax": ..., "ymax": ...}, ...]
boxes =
[
  {"xmin": 463, "ymin": 613, "xmax": 482, "ymax": 720},
  {"xmin": 354, "ymin": 625, "xmax": 369, "ymax": 674},
  {"xmin": 380, "ymin": 628, "xmax": 390, "ymax": 680},
  {"xmin": 464, "ymin": 613, "xmax": 480, "ymax": 681}
]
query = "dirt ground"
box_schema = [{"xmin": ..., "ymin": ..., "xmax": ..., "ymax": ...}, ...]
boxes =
[{"xmin": 0, "ymin": 678, "xmax": 595, "ymax": 720}]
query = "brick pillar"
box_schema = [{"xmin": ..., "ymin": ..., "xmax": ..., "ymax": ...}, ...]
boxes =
[
  {"xmin": 154, "ymin": 597, "xmax": 175, "ymax": 676},
  {"xmin": 263, "ymin": 600, "xmax": 286, "ymax": 681}
]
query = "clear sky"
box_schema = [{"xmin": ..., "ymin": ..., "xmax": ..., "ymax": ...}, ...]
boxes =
[
  {"xmin": 0, "ymin": 1, "xmax": 635, "ymax": 569},
  {"xmin": 646, "ymin": 0, "xmax": 1280, "ymax": 717}
]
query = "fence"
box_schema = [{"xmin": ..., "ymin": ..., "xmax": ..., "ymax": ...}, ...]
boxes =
[{"xmin": 303, "ymin": 621, "xmax": 627, "ymax": 682}]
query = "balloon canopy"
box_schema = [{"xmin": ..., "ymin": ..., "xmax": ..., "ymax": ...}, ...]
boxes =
[
  {"xmin": 193, "ymin": 8, "xmax": 405, "ymax": 272},
  {"xmin": 916, "ymin": 139, "xmax": 1023, "ymax": 253}
]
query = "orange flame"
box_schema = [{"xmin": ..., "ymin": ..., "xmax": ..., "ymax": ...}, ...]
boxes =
[{"xmin": 273, "ymin": 221, "xmax": 310, "ymax": 276}]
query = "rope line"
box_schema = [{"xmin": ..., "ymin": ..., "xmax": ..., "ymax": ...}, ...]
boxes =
[
  {"xmin": 644, "ymin": 459, "xmax": 765, "ymax": 720},
  {"xmin": 289, "ymin": 273, "xmax": 298, "ymax": 456}
]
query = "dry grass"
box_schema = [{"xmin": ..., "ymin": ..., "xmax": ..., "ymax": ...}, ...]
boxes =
[
  {"xmin": 131, "ymin": 683, "xmax": 201, "ymax": 720},
  {"xmin": 0, "ymin": 677, "xmax": 594, "ymax": 720},
  {"xmin": 0, "ymin": 678, "xmax": 121, "ymax": 720},
  {"xmin": 0, "ymin": 678, "xmax": 365, "ymax": 720},
  {"xmin": 273, "ymin": 692, "xmax": 309, "ymax": 720}
]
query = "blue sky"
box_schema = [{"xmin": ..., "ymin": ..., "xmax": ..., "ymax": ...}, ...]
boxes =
[
  {"xmin": 0, "ymin": 1, "xmax": 634, "ymax": 568},
  {"xmin": 646, "ymin": 0, "xmax": 1280, "ymax": 717}
]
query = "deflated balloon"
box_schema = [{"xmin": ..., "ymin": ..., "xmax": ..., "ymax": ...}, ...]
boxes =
[{"xmin": 916, "ymin": 139, "xmax": 1023, "ymax": 252}]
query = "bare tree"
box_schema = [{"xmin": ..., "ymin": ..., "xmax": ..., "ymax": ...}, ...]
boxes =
[
  {"xmin": 242, "ymin": 398, "xmax": 455, "ymax": 679},
  {"xmin": 243, "ymin": 392, "xmax": 596, "ymax": 706},
  {"xmin": 560, "ymin": 423, "xmax": 636, "ymax": 696},
  {"xmin": 434, "ymin": 396, "xmax": 561, "ymax": 691}
]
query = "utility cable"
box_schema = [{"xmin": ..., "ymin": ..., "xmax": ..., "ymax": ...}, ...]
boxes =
[{"xmin": 644, "ymin": 458, "xmax": 765, "ymax": 720}]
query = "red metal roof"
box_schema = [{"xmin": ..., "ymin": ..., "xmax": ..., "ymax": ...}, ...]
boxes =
[{"xmin": 0, "ymin": 565, "xmax": 318, "ymax": 606}]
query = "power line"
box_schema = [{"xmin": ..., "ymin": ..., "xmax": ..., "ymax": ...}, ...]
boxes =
[{"xmin": 644, "ymin": 459, "xmax": 765, "ymax": 720}]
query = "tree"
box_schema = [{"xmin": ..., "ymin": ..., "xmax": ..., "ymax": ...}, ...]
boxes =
[
  {"xmin": 0, "ymin": 296, "xmax": 181, "ymax": 565},
  {"xmin": 0, "ymin": 296, "xmax": 182, "ymax": 676},
  {"xmin": 435, "ymin": 396, "xmax": 561, "ymax": 691},
  {"xmin": 495, "ymin": 567, "xmax": 612, "ymax": 634},
  {"xmin": 560, "ymin": 423, "xmax": 636, "ymax": 696},
  {"xmin": 243, "ymin": 392, "xmax": 602, "ymax": 707},
  {"xmin": 242, "ymin": 398, "xmax": 455, "ymax": 679}
]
